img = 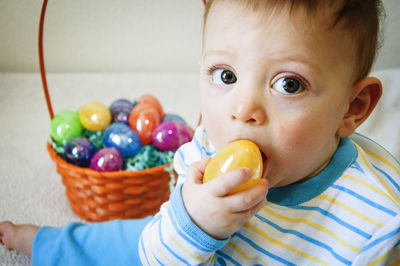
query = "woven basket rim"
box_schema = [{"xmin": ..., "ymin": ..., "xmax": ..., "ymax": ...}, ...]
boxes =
[{"xmin": 46, "ymin": 141, "xmax": 171, "ymax": 179}]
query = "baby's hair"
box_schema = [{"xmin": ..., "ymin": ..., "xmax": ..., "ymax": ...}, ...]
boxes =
[{"xmin": 203, "ymin": 0, "xmax": 385, "ymax": 83}]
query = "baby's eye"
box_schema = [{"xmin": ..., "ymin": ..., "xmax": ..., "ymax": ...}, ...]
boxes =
[
  {"xmin": 272, "ymin": 77, "xmax": 304, "ymax": 94},
  {"xmin": 212, "ymin": 69, "xmax": 237, "ymax": 85}
]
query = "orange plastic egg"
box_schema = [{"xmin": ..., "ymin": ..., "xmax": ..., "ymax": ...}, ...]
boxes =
[
  {"xmin": 128, "ymin": 103, "xmax": 161, "ymax": 144},
  {"xmin": 203, "ymin": 140, "xmax": 263, "ymax": 194},
  {"xmin": 79, "ymin": 101, "xmax": 111, "ymax": 131},
  {"xmin": 138, "ymin": 94, "xmax": 164, "ymax": 118}
]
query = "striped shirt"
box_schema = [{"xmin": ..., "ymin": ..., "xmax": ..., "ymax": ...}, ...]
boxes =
[{"xmin": 139, "ymin": 125, "xmax": 400, "ymax": 265}]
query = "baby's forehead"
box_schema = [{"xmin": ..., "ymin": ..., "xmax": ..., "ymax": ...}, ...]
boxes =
[
  {"xmin": 204, "ymin": 1, "xmax": 354, "ymax": 53},
  {"xmin": 207, "ymin": 1, "xmax": 344, "ymax": 31},
  {"xmin": 203, "ymin": 1, "xmax": 357, "ymax": 82}
]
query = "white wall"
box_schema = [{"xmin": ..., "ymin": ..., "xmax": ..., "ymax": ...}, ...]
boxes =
[
  {"xmin": 374, "ymin": 0, "xmax": 400, "ymax": 71},
  {"xmin": 0, "ymin": 0, "xmax": 398, "ymax": 73}
]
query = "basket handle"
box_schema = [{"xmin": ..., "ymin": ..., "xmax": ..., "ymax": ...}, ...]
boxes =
[
  {"xmin": 38, "ymin": 0, "xmax": 207, "ymax": 121},
  {"xmin": 39, "ymin": 0, "xmax": 54, "ymax": 120}
]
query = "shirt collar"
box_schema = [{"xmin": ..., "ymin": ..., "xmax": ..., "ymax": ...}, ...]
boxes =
[{"xmin": 267, "ymin": 137, "xmax": 358, "ymax": 206}]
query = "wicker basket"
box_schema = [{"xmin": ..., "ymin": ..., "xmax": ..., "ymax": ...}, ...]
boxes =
[
  {"xmin": 47, "ymin": 142, "xmax": 173, "ymax": 222},
  {"xmin": 39, "ymin": 0, "xmax": 175, "ymax": 222}
]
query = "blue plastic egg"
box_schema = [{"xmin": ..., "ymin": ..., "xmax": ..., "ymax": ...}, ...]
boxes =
[
  {"xmin": 161, "ymin": 113, "xmax": 187, "ymax": 125},
  {"xmin": 64, "ymin": 137, "xmax": 96, "ymax": 167},
  {"xmin": 103, "ymin": 123, "xmax": 141, "ymax": 157},
  {"xmin": 110, "ymin": 98, "xmax": 134, "ymax": 124}
]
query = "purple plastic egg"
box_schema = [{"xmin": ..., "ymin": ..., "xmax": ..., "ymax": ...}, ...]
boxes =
[
  {"xmin": 152, "ymin": 121, "xmax": 194, "ymax": 151},
  {"xmin": 64, "ymin": 137, "xmax": 96, "ymax": 167},
  {"xmin": 89, "ymin": 147, "xmax": 123, "ymax": 172},
  {"xmin": 110, "ymin": 98, "xmax": 134, "ymax": 124}
]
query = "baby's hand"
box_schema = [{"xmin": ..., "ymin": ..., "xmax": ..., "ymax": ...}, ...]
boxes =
[
  {"xmin": 0, "ymin": 221, "xmax": 39, "ymax": 257},
  {"xmin": 181, "ymin": 158, "xmax": 268, "ymax": 240}
]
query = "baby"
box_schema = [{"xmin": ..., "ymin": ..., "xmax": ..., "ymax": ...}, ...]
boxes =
[{"xmin": 2, "ymin": 0, "xmax": 400, "ymax": 265}]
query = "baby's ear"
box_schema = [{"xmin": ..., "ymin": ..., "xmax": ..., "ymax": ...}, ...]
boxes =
[{"xmin": 337, "ymin": 77, "xmax": 382, "ymax": 137}]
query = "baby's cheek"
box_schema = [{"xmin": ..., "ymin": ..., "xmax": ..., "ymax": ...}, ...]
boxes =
[
  {"xmin": 275, "ymin": 122, "xmax": 326, "ymax": 170},
  {"xmin": 276, "ymin": 123, "xmax": 311, "ymax": 148},
  {"xmin": 202, "ymin": 114, "xmax": 224, "ymax": 149},
  {"xmin": 277, "ymin": 120, "xmax": 335, "ymax": 170}
]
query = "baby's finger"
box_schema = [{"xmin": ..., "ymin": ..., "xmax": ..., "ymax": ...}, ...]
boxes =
[
  {"xmin": 235, "ymin": 195, "xmax": 267, "ymax": 223},
  {"xmin": 226, "ymin": 179, "xmax": 268, "ymax": 213},
  {"xmin": 186, "ymin": 157, "xmax": 211, "ymax": 185},
  {"xmin": 207, "ymin": 168, "xmax": 252, "ymax": 197}
]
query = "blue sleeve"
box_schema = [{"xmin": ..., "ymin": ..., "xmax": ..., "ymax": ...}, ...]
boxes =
[
  {"xmin": 139, "ymin": 183, "xmax": 229, "ymax": 265},
  {"xmin": 32, "ymin": 217, "xmax": 152, "ymax": 266},
  {"xmin": 169, "ymin": 183, "xmax": 230, "ymax": 251}
]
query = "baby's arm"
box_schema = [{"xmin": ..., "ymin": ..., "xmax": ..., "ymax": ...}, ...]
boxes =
[
  {"xmin": 139, "ymin": 158, "xmax": 268, "ymax": 265},
  {"xmin": 0, "ymin": 221, "xmax": 39, "ymax": 257}
]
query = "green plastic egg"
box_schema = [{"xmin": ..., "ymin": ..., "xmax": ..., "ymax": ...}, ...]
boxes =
[{"xmin": 50, "ymin": 110, "xmax": 84, "ymax": 145}]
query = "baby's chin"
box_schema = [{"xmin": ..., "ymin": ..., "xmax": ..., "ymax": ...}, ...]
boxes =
[
  {"xmin": 266, "ymin": 175, "xmax": 295, "ymax": 188},
  {"xmin": 266, "ymin": 164, "xmax": 326, "ymax": 188},
  {"xmin": 261, "ymin": 161, "xmax": 295, "ymax": 188}
]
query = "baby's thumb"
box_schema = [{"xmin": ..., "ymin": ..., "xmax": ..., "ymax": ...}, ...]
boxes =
[{"xmin": 186, "ymin": 157, "xmax": 211, "ymax": 185}]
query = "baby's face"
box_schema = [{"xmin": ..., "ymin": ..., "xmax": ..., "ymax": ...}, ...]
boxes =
[{"xmin": 200, "ymin": 2, "xmax": 357, "ymax": 187}]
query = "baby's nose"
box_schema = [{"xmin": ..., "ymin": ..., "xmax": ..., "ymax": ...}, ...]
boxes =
[{"xmin": 230, "ymin": 91, "xmax": 267, "ymax": 125}]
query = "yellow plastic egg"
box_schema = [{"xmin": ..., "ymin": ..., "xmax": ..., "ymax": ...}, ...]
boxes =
[
  {"xmin": 79, "ymin": 101, "xmax": 111, "ymax": 131},
  {"xmin": 203, "ymin": 140, "xmax": 263, "ymax": 194}
]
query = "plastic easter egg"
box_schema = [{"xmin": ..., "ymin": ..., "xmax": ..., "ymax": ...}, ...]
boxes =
[
  {"xmin": 79, "ymin": 101, "xmax": 111, "ymax": 131},
  {"xmin": 103, "ymin": 123, "xmax": 142, "ymax": 157},
  {"xmin": 152, "ymin": 121, "xmax": 193, "ymax": 151},
  {"xmin": 128, "ymin": 104, "xmax": 160, "ymax": 145},
  {"xmin": 110, "ymin": 98, "xmax": 134, "ymax": 124},
  {"xmin": 51, "ymin": 110, "xmax": 84, "ymax": 145},
  {"xmin": 64, "ymin": 137, "xmax": 96, "ymax": 167},
  {"xmin": 161, "ymin": 113, "xmax": 187, "ymax": 125},
  {"xmin": 203, "ymin": 140, "xmax": 263, "ymax": 194},
  {"xmin": 90, "ymin": 147, "xmax": 123, "ymax": 172},
  {"xmin": 137, "ymin": 94, "xmax": 164, "ymax": 117}
]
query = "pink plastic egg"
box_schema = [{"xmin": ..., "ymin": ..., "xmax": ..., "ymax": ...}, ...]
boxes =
[
  {"xmin": 89, "ymin": 148, "xmax": 123, "ymax": 172},
  {"xmin": 128, "ymin": 103, "xmax": 160, "ymax": 145},
  {"xmin": 152, "ymin": 121, "xmax": 193, "ymax": 151}
]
